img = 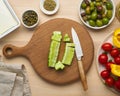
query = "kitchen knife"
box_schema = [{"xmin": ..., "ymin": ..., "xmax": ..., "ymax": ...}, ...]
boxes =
[{"xmin": 71, "ymin": 27, "xmax": 88, "ymax": 91}]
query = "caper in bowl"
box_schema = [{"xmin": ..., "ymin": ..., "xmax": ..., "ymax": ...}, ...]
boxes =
[
  {"xmin": 22, "ymin": 10, "xmax": 39, "ymax": 28},
  {"xmin": 79, "ymin": 0, "xmax": 115, "ymax": 29}
]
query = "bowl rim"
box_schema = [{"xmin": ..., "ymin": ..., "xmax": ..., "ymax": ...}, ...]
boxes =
[
  {"xmin": 21, "ymin": 9, "xmax": 39, "ymax": 29},
  {"xmin": 40, "ymin": 0, "xmax": 59, "ymax": 15},
  {"xmin": 79, "ymin": 0, "xmax": 115, "ymax": 30}
]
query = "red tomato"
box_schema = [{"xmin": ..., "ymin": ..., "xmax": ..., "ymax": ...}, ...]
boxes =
[
  {"xmin": 110, "ymin": 48, "xmax": 119, "ymax": 58},
  {"xmin": 101, "ymin": 70, "xmax": 110, "ymax": 79},
  {"xmin": 98, "ymin": 54, "xmax": 108, "ymax": 64},
  {"xmin": 105, "ymin": 77, "xmax": 115, "ymax": 87},
  {"xmin": 102, "ymin": 43, "xmax": 112, "ymax": 52},
  {"xmin": 114, "ymin": 80, "xmax": 120, "ymax": 91},
  {"xmin": 105, "ymin": 62, "xmax": 114, "ymax": 71},
  {"xmin": 114, "ymin": 56, "xmax": 120, "ymax": 64}
]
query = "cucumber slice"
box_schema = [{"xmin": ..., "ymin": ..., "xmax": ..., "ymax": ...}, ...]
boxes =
[
  {"xmin": 48, "ymin": 31, "xmax": 62, "ymax": 67},
  {"xmin": 66, "ymin": 43, "xmax": 75, "ymax": 47},
  {"xmin": 63, "ymin": 34, "xmax": 71, "ymax": 42},
  {"xmin": 48, "ymin": 41, "xmax": 60, "ymax": 67},
  {"xmin": 52, "ymin": 31, "xmax": 62, "ymax": 41},
  {"xmin": 62, "ymin": 43, "xmax": 75, "ymax": 65},
  {"xmin": 55, "ymin": 61, "xmax": 65, "ymax": 70}
]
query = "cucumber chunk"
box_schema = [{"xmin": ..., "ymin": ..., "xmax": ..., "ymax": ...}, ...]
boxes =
[
  {"xmin": 62, "ymin": 43, "xmax": 75, "ymax": 65},
  {"xmin": 48, "ymin": 31, "xmax": 62, "ymax": 67},
  {"xmin": 52, "ymin": 31, "xmax": 62, "ymax": 41},
  {"xmin": 55, "ymin": 61, "xmax": 65, "ymax": 70},
  {"xmin": 63, "ymin": 34, "xmax": 71, "ymax": 42},
  {"xmin": 66, "ymin": 43, "xmax": 75, "ymax": 47}
]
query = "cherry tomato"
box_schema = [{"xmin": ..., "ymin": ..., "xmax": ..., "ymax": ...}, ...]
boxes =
[
  {"xmin": 105, "ymin": 61, "xmax": 114, "ymax": 71},
  {"xmin": 114, "ymin": 56, "xmax": 120, "ymax": 64},
  {"xmin": 98, "ymin": 54, "xmax": 108, "ymax": 64},
  {"xmin": 102, "ymin": 43, "xmax": 112, "ymax": 52},
  {"xmin": 105, "ymin": 77, "xmax": 115, "ymax": 87},
  {"xmin": 110, "ymin": 48, "xmax": 119, "ymax": 58},
  {"xmin": 114, "ymin": 79, "xmax": 120, "ymax": 91},
  {"xmin": 101, "ymin": 70, "xmax": 110, "ymax": 79}
]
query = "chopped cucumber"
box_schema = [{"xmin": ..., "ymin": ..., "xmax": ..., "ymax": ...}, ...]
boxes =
[
  {"xmin": 55, "ymin": 61, "xmax": 65, "ymax": 70},
  {"xmin": 62, "ymin": 43, "xmax": 75, "ymax": 65},
  {"xmin": 52, "ymin": 31, "xmax": 62, "ymax": 41},
  {"xmin": 48, "ymin": 31, "xmax": 62, "ymax": 67},
  {"xmin": 66, "ymin": 43, "xmax": 75, "ymax": 47},
  {"xmin": 63, "ymin": 34, "xmax": 71, "ymax": 42}
]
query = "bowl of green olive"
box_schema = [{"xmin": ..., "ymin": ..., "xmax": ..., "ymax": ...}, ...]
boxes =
[
  {"xmin": 22, "ymin": 10, "xmax": 39, "ymax": 28},
  {"xmin": 79, "ymin": 0, "xmax": 115, "ymax": 29}
]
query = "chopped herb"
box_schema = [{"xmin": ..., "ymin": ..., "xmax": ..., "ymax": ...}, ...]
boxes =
[{"xmin": 43, "ymin": 0, "xmax": 56, "ymax": 11}]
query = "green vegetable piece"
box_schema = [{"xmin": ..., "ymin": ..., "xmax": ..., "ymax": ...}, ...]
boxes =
[
  {"xmin": 89, "ymin": 20, "xmax": 96, "ymax": 27},
  {"xmin": 102, "ymin": 0, "xmax": 108, "ymax": 3},
  {"xmin": 48, "ymin": 32, "xmax": 62, "ymax": 67},
  {"xmin": 106, "ymin": 10, "xmax": 112, "ymax": 19},
  {"xmin": 86, "ymin": 6, "xmax": 91, "ymax": 15},
  {"xmin": 95, "ymin": 2, "xmax": 102, "ymax": 6},
  {"xmin": 81, "ymin": 2, "xmax": 87, "ymax": 9},
  {"xmin": 102, "ymin": 17, "xmax": 109, "ymax": 25},
  {"xmin": 96, "ymin": 19, "xmax": 103, "ymax": 27},
  {"xmin": 106, "ymin": 2, "xmax": 113, "ymax": 10},
  {"xmin": 63, "ymin": 34, "xmax": 71, "ymax": 42},
  {"xmin": 96, "ymin": 0, "xmax": 101, "ymax": 2},
  {"xmin": 62, "ymin": 44, "xmax": 75, "ymax": 65},
  {"xmin": 87, "ymin": 15, "xmax": 91, "ymax": 20},
  {"xmin": 90, "ymin": 2, "xmax": 95, "ymax": 11},
  {"xmin": 66, "ymin": 43, "xmax": 75, "ymax": 47},
  {"xmin": 55, "ymin": 61, "xmax": 65, "ymax": 70},
  {"xmin": 91, "ymin": 11, "xmax": 97, "ymax": 20},
  {"xmin": 82, "ymin": 16, "xmax": 88, "ymax": 21},
  {"xmin": 48, "ymin": 40, "xmax": 60, "ymax": 67},
  {"xmin": 52, "ymin": 31, "xmax": 62, "ymax": 41}
]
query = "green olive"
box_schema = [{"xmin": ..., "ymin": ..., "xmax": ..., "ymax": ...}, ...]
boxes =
[
  {"xmin": 100, "ymin": 7, "xmax": 105, "ymax": 14},
  {"xmin": 90, "ymin": 2, "xmax": 95, "ymax": 11},
  {"xmin": 102, "ymin": 13, "xmax": 106, "ymax": 18},
  {"xmin": 96, "ymin": 0, "xmax": 101, "ymax": 2},
  {"xmin": 102, "ymin": 17, "xmax": 109, "ymax": 25},
  {"xmin": 95, "ymin": 2, "xmax": 102, "ymax": 6},
  {"xmin": 81, "ymin": 2, "xmax": 87, "ymax": 9},
  {"xmin": 102, "ymin": 0, "xmax": 107, "ymax": 3},
  {"xmin": 106, "ymin": 2, "xmax": 113, "ymax": 10},
  {"xmin": 91, "ymin": 12, "xmax": 97, "ymax": 20},
  {"xmin": 86, "ymin": 6, "xmax": 91, "ymax": 15},
  {"xmin": 89, "ymin": 20, "xmax": 96, "ymax": 27},
  {"xmin": 87, "ymin": 15, "xmax": 91, "ymax": 20},
  {"xmin": 106, "ymin": 10, "xmax": 112, "ymax": 19},
  {"xmin": 83, "ymin": 16, "xmax": 88, "ymax": 21},
  {"xmin": 96, "ymin": 20, "xmax": 103, "ymax": 27}
]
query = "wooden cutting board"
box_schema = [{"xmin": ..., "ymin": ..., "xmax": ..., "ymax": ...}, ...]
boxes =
[{"xmin": 3, "ymin": 18, "xmax": 94, "ymax": 85}]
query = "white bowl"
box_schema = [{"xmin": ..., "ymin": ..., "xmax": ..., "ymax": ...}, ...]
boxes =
[
  {"xmin": 21, "ymin": 10, "xmax": 39, "ymax": 29},
  {"xmin": 79, "ymin": 0, "xmax": 115, "ymax": 29},
  {"xmin": 40, "ymin": 0, "xmax": 59, "ymax": 15}
]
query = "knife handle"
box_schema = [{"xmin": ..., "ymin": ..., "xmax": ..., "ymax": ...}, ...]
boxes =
[{"xmin": 78, "ymin": 60, "xmax": 88, "ymax": 91}]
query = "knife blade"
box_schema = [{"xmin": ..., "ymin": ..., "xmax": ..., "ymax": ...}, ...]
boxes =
[{"xmin": 71, "ymin": 27, "xmax": 88, "ymax": 91}]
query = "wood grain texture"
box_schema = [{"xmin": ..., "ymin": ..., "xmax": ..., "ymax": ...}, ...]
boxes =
[{"xmin": 3, "ymin": 18, "xmax": 94, "ymax": 84}]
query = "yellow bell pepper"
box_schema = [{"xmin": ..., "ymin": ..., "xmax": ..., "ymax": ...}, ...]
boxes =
[
  {"xmin": 113, "ymin": 28, "xmax": 120, "ymax": 48},
  {"xmin": 111, "ymin": 64, "xmax": 120, "ymax": 77}
]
